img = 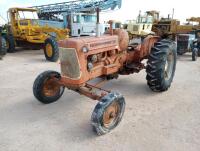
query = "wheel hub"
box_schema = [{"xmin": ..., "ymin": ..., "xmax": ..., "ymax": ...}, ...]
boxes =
[
  {"xmin": 103, "ymin": 102, "xmax": 120, "ymax": 128},
  {"xmin": 164, "ymin": 50, "xmax": 174, "ymax": 80},
  {"xmin": 46, "ymin": 44, "xmax": 53, "ymax": 58},
  {"xmin": 42, "ymin": 77, "xmax": 60, "ymax": 97},
  {"xmin": 6, "ymin": 40, "xmax": 9, "ymax": 49}
]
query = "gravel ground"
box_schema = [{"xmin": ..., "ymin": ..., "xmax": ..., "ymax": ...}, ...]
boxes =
[{"xmin": 0, "ymin": 49, "xmax": 200, "ymax": 151}]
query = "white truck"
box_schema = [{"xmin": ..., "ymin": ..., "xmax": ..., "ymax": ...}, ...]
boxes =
[
  {"xmin": 64, "ymin": 13, "xmax": 109, "ymax": 37},
  {"xmin": 38, "ymin": 13, "xmax": 109, "ymax": 37}
]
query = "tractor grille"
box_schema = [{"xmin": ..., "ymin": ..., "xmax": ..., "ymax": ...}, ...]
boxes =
[{"xmin": 59, "ymin": 47, "xmax": 81, "ymax": 79}]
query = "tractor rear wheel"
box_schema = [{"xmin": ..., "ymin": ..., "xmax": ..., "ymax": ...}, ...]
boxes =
[
  {"xmin": 192, "ymin": 48, "xmax": 198, "ymax": 61},
  {"xmin": 91, "ymin": 92, "xmax": 125, "ymax": 135},
  {"xmin": 33, "ymin": 70, "xmax": 65, "ymax": 104},
  {"xmin": 3, "ymin": 34, "xmax": 15, "ymax": 53},
  {"xmin": 197, "ymin": 49, "xmax": 200, "ymax": 57},
  {"xmin": 146, "ymin": 39, "xmax": 177, "ymax": 92},
  {"xmin": 0, "ymin": 35, "xmax": 7, "ymax": 59},
  {"xmin": 44, "ymin": 37, "xmax": 59, "ymax": 62}
]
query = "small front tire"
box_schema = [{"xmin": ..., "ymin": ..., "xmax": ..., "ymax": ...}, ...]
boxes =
[
  {"xmin": 33, "ymin": 70, "xmax": 65, "ymax": 104},
  {"xmin": 91, "ymin": 92, "xmax": 125, "ymax": 136}
]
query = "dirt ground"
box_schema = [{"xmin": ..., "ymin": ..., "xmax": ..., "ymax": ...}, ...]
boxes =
[{"xmin": 0, "ymin": 49, "xmax": 200, "ymax": 151}]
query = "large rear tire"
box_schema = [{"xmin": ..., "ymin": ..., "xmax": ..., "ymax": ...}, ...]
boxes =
[
  {"xmin": 3, "ymin": 34, "xmax": 15, "ymax": 53},
  {"xmin": 192, "ymin": 48, "xmax": 198, "ymax": 61},
  {"xmin": 33, "ymin": 70, "xmax": 65, "ymax": 104},
  {"xmin": 44, "ymin": 37, "xmax": 59, "ymax": 62},
  {"xmin": 197, "ymin": 48, "xmax": 200, "ymax": 57},
  {"xmin": 146, "ymin": 39, "xmax": 177, "ymax": 92},
  {"xmin": 0, "ymin": 36, "xmax": 7, "ymax": 59}
]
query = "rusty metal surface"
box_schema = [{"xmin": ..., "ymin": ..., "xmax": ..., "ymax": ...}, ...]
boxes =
[
  {"xmin": 59, "ymin": 47, "xmax": 81, "ymax": 79},
  {"xmin": 58, "ymin": 30, "xmax": 160, "ymax": 100},
  {"xmin": 113, "ymin": 29, "xmax": 129, "ymax": 51},
  {"xmin": 58, "ymin": 34, "xmax": 159, "ymax": 88},
  {"xmin": 42, "ymin": 78, "xmax": 60, "ymax": 97},
  {"xmin": 102, "ymin": 101, "xmax": 120, "ymax": 128}
]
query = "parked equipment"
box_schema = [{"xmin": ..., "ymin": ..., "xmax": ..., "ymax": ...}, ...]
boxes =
[
  {"xmin": 5, "ymin": 7, "xmax": 69, "ymax": 62},
  {"xmin": 33, "ymin": 0, "xmax": 121, "ymax": 37},
  {"xmin": 152, "ymin": 15, "xmax": 200, "ymax": 60},
  {"xmin": 127, "ymin": 10, "xmax": 159, "ymax": 39},
  {"xmin": 0, "ymin": 26, "xmax": 7, "ymax": 59},
  {"xmin": 177, "ymin": 30, "xmax": 200, "ymax": 61},
  {"xmin": 33, "ymin": 8, "xmax": 177, "ymax": 135}
]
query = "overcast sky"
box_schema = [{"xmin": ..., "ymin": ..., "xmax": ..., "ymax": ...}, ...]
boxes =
[{"xmin": 0, "ymin": 0, "xmax": 199, "ymax": 24}]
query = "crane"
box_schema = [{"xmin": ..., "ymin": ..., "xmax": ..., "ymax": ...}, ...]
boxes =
[
  {"xmin": 32, "ymin": 0, "xmax": 122, "ymax": 20},
  {"xmin": 32, "ymin": 0, "xmax": 122, "ymax": 37}
]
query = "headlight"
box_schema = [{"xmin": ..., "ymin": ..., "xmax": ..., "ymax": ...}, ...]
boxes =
[
  {"xmin": 87, "ymin": 62, "xmax": 93, "ymax": 71},
  {"xmin": 82, "ymin": 46, "xmax": 89, "ymax": 53}
]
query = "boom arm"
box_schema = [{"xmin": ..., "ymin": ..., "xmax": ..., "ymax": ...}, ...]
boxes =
[{"xmin": 32, "ymin": 0, "xmax": 122, "ymax": 20}]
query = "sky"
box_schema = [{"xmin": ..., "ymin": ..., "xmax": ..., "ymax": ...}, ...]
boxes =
[{"xmin": 0, "ymin": 0, "xmax": 200, "ymax": 24}]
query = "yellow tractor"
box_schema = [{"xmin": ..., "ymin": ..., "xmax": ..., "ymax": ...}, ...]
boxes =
[
  {"xmin": 4, "ymin": 7, "xmax": 69, "ymax": 62},
  {"xmin": 127, "ymin": 10, "xmax": 159, "ymax": 39}
]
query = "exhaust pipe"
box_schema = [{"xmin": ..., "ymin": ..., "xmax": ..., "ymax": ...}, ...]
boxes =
[{"xmin": 96, "ymin": 7, "xmax": 100, "ymax": 37}]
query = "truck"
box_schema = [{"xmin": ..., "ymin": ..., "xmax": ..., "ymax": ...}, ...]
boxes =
[{"xmin": 33, "ymin": 0, "xmax": 119, "ymax": 37}]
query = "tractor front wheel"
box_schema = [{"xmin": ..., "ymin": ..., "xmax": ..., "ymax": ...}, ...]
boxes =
[
  {"xmin": 44, "ymin": 37, "xmax": 59, "ymax": 62},
  {"xmin": 146, "ymin": 39, "xmax": 177, "ymax": 92},
  {"xmin": 33, "ymin": 70, "xmax": 65, "ymax": 104},
  {"xmin": 3, "ymin": 34, "xmax": 15, "ymax": 53},
  {"xmin": 91, "ymin": 92, "xmax": 125, "ymax": 135}
]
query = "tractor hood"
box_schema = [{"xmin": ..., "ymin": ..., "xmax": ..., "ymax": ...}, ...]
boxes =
[
  {"xmin": 58, "ymin": 35, "xmax": 119, "ymax": 52},
  {"xmin": 58, "ymin": 35, "xmax": 120, "ymax": 84}
]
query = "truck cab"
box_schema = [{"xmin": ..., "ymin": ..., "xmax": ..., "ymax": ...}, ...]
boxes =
[
  {"xmin": 64, "ymin": 13, "xmax": 109, "ymax": 37},
  {"xmin": 127, "ymin": 11, "xmax": 159, "ymax": 37}
]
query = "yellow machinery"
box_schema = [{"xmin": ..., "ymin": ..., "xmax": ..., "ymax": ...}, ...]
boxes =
[
  {"xmin": 152, "ymin": 17, "xmax": 200, "ymax": 37},
  {"xmin": 127, "ymin": 10, "xmax": 159, "ymax": 39},
  {"xmin": 5, "ymin": 7, "xmax": 69, "ymax": 62}
]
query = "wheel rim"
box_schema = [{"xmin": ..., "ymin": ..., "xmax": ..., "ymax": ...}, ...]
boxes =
[
  {"xmin": 164, "ymin": 50, "xmax": 174, "ymax": 81},
  {"xmin": 42, "ymin": 76, "xmax": 60, "ymax": 97},
  {"xmin": 6, "ymin": 39, "xmax": 9, "ymax": 49},
  {"xmin": 46, "ymin": 43, "xmax": 53, "ymax": 58},
  {"xmin": 103, "ymin": 101, "xmax": 120, "ymax": 128}
]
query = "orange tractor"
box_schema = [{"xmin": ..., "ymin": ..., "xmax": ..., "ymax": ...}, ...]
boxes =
[{"xmin": 33, "ymin": 10, "xmax": 177, "ymax": 135}]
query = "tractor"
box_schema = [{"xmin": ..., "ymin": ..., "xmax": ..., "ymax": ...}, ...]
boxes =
[
  {"xmin": 127, "ymin": 10, "xmax": 159, "ymax": 39},
  {"xmin": 4, "ymin": 7, "xmax": 69, "ymax": 62},
  {"xmin": 0, "ymin": 26, "xmax": 7, "ymax": 60},
  {"xmin": 32, "ymin": 10, "xmax": 177, "ymax": 135}
]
